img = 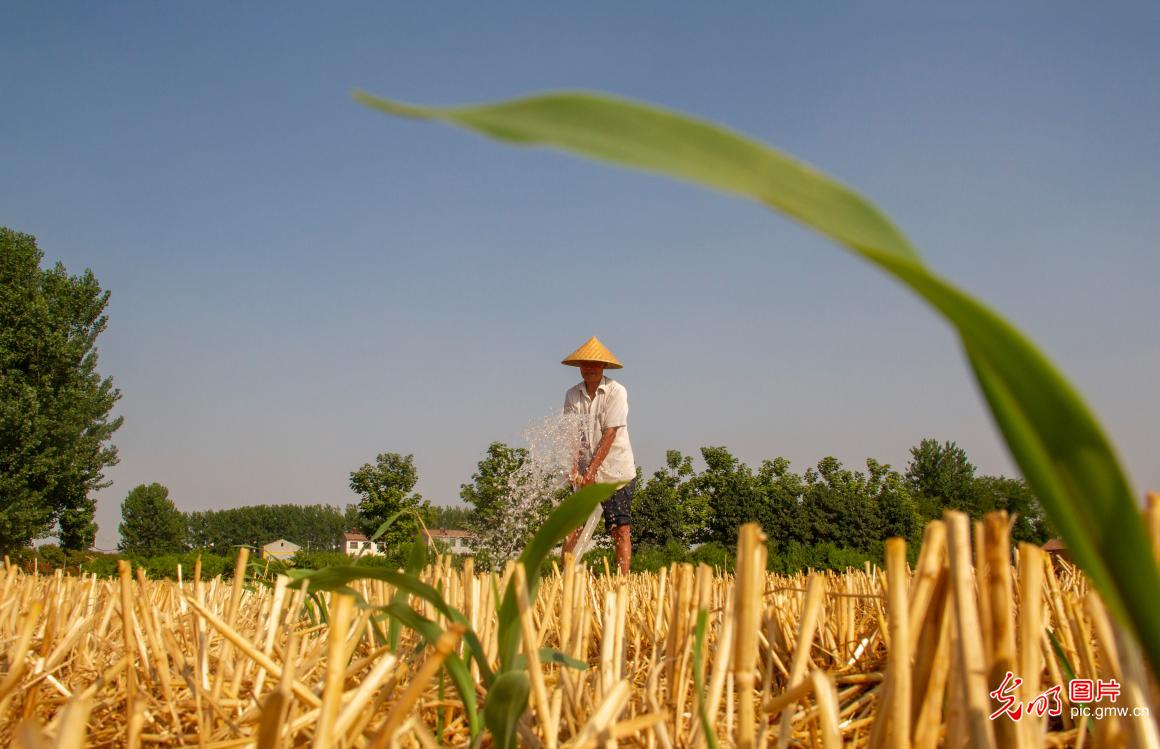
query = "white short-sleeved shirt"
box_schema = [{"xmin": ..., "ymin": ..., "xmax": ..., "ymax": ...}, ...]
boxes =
[{"xmin": 563, "ymin": 376, "xmax": 636, "ymax": 485}]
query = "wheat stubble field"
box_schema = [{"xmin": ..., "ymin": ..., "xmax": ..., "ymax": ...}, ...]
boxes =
[{"xmin": 1, "ymin": 510, "xmax": 1156, "ymax": 749}]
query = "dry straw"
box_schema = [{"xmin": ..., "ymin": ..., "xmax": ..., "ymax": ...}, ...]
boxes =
[{"xmin": 2, "ymin": 507, "xmax": 1157, "ymax": 747}]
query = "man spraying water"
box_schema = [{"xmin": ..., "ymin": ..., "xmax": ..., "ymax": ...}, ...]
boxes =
[{"xmin": 560, "ymin": 336, "xmax": 636, "ymax": 574}]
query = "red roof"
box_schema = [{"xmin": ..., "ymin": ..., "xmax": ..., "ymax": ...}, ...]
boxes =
[
  {"xmin": 343, "ymin": 531, "xmax": 369, "ymax": 542},
  {"xmin": 1042, "ymin": 538, "xmax": 1067, "ymax": 551}
]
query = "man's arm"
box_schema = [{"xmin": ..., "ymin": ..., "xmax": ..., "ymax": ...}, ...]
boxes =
[{"xmin": 581, "ymin": 427, "xmax": 619, "ymax": 486}]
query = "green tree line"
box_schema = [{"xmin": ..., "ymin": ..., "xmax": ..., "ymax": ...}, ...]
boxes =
[
  {"xmin": 114, "ymin": 473, "xmax": 473, "ymax": 558},
  {"xmin": 460, "ymin": 438, "xmax": 1053, "ymax": 572}
]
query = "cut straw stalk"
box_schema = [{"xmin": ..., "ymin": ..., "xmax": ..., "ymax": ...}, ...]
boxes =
[
  {"xmin": 733, "ymin": 523, "xmax": 765, "ymax": 749},
  {"xmin": 907, "ymin": 521, "xmax": 946, "ymax": 653},
  {"xmin": 885, "ymin": 537, "xmax": 912, "ymax": 749},
  {"xmin": 983, "ymin": 512, "xmax": 1019, "ymax": 749},
  {"xmin": 185, "ymin": 595, "xmax": 322, "ymax": 709},
  {"xmin": 945, "ymin": 510, "xmax": 998, "ymax": 749},
  {"xmin": 1017, "ymin": 543, "xmax": 1045, "ymax": 749},
  {"xmin": 515, "ymin": 562, "xmax": 557, "ymax": 749},
  {"xmin": 313, "ymin": 592, "xmax": 354, "ymax": 749},
  {"xmin": 368, "ymin": 624, "xmax": 465, "ymax": 749},
  {"xmin": 809, "ymin": 669, "xmax": 842, "ymax": 749},
  {"xmin": 776, "ymin": 573, "xmax": 826, "ymax": 746}
]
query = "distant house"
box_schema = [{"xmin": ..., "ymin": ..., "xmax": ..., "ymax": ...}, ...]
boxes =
[
  {"xmin": 262, "ymin": 539, "xmax": 300, "ymax": 560},
  {"xmin": 343, "ymin": 530, "xmax": 382, "ymax": 557},
  {"xmin": 423, "ymin": 528, "xmax": 475, "ymax": 555}
]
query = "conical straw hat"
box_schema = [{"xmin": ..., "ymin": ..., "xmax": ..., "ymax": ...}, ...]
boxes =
[{"xmin": 561, "ymin": 336, "xmax": 622, "ymax": 369}]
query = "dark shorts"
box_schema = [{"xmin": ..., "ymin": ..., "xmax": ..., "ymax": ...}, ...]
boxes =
[{"xmin": 602, "ymin": 479, "xmax": 635, "ymax": 531}]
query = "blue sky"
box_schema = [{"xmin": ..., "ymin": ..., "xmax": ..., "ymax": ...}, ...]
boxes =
[{"xmin": 3, "ymin": 3, "xmax": 1157, "ymax": 550}]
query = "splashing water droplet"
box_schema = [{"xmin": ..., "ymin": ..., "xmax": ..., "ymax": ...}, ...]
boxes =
[{"xmin": 471, "ymin": 411, "xmax": 587, "ymax": 567}]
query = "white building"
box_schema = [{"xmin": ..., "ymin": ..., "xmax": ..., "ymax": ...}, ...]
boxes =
[
  {"xmin": 343, "ymin": 530, "xmax": 382, "ymax": 557},
  {"xmin": 424, "ymin": 528, "xmax": 475, "ymax": 555},
  {"xmin": 261, "ymin": 539, "xmax": 300, "ymax": 560}
]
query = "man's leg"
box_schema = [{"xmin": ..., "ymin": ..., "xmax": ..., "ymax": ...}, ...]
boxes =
[
  {"xmin": 563, "ymin": 529, "xmax": 580, "ymax": 554},
  {"xmin": 612, "ymin": 524, "xmax": 631, "ymax": 575},
  {"xmin": 603, "ymin": 480, "xmax": 634, "ymax": 575}
]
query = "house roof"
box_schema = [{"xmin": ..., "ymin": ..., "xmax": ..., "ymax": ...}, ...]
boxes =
[
  {"xmin": 425, "ymin": 528, "xmax": 474, "ymax": 539},
  {"xmin": 263, "ymin": 539, "xmax": 300, "ymax": 550},
  {"xmin": 343, "ymin": 531, "xmax": 369, "ymax": 542},
  {"xmin": 1042, "ymin": 538, "xmax": 1067, "ymax": 551}
]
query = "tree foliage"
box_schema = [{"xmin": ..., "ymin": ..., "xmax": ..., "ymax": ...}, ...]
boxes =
[
  {"xmin": 624, "ymin": 438, "xmax": 1043, "ymax": 572},
  {"xmin": 632, "ymin": 450, "xmax": 699, "ymax": 547},
  {"xmin": 185, "ymin": 503, "xmax": 359, "ymax": 554},
  {"xmin": 350, "ymin": 453, "xmax": 428, "ymax": 552},
  {"xmin": 0, "ymin": 228, "xmax": 121, "ymax": 552},
  {"xmin": 429, "ymin": 504, "xmax": 473, "ymax": 530},
  {"xmin": 903, "ymin": 438, "xmax": 1051, "ymax": 541},
  {"xmin": 696, "ymin": 446, "xmax": 768, "ymax": 547},
  {"xmin": 905, "ymin": 439, "xmax": 978, "ymax": 517},
  {"xmin": 118, "ymin": 483, "xmax": 185, "ymax": 556},
  {"xmin": 460, "ymin": 442, "xmax": 528, "ymax": 527}
]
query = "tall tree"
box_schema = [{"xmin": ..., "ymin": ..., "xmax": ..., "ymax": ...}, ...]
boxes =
[
  {"xmin": 905, "ymin": 439, "xmax": 979, "ymax": 519},
  {"xmin": 350, "ymin": 453, "xmax": 428, "ymax": 552},
  {"xmin": 0, "ymin": 228, "xmax": 122, "ymax": 552},
  {"xmin": 118, "ymin": 483, "xmax": 185, "ymax": 556}
]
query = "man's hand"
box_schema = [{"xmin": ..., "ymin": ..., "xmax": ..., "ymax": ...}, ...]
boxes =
[{"xmin": 582, "ymin": 427, "xmax": 618, "ymax": 486}]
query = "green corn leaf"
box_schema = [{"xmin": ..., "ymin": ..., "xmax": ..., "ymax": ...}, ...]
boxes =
[
  {"xmin": 356, "ymin": 89, "xmax": 1160, "ymax": 675},
  {"xmin": 381, "ymin": 602, "xmax": 481, "ymax": 740},
  {"xmin": 495, "ymin": 483, "xmax": 614, "ymax": 671},
  {"xmin": 483, "ymin": 670, "xmax": 530, "ymax": 749},
  {"xmin": 538, "ymin": 647, "xmax": 589, "ymax": 671},
  {"xmin": 288, "ymin": 566, "xmax": 495, "ymax": 685},
  {"xmin": 368, "ymin": 508, "xmax": 416, "ymax": 543},
  {"xmin": 693, "ymin": 608, "xmax": 721, "ymax": 749},
  {"xmin": 1046, "ymin": 629, "xmax": 1077, "ymax": 685},
  {"xmin": 385, "ymin": 533, "xmax": 428, "ymax": 647},
  {"xmin": 510, "ymin": 648, "xmax": 589, "ymax": 672},
  {"xmin": 308, "ymin": 591, "xmax": 328, "ymax": 625}
]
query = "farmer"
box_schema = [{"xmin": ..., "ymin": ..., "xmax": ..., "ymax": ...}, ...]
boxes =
[{"xmin": 561, "ymin": 336, "xmax": 636, "ymax": 574}]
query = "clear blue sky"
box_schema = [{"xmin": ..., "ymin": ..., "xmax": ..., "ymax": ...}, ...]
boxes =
[{"xmin": 3, "ymin": 3, "xmax": 1157, "ymax": 550}]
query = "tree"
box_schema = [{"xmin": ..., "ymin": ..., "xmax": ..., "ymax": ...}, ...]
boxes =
[
  {"xmin": 697, "ymin": 446, "xmax": 768, "ymax": 547},
  {"xmin": 873, "ymin": 461, "xmax": 921, "ymax": 543},
  {"xmin": 633, "ymin": 450, "xmax": 696, "ymax": 547},
  {"xmin": 118, "ymin": 483, "xmax": 185, "ymax": 556},
  {"xmin": 755, "ymin": 457, "xmax": 809, "ymax": 550},
  {"xmin": 905, "ymin": 439, "xmax": 979, "ymax": 519},
  {"xmin": 973, "ymin": 475, "xmax": 1052, "ymax": 544},
  {"xmin": 429, "ymin": 505, "xmax": 473, "ymax": 530},
  {"xmin": 350, "ymin": 453, "xmax": 428, "ymax": 553},
  {"xmin": 460, "ymin": 442, "xmax": 528, "ymax": 528},
  {"xmin": 800, "ymin": 457, "xmax": 875, "ymax": 550},
  {"xmin": 0, "ymin": 228, "xmax": 122, "ymax": 552}
]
